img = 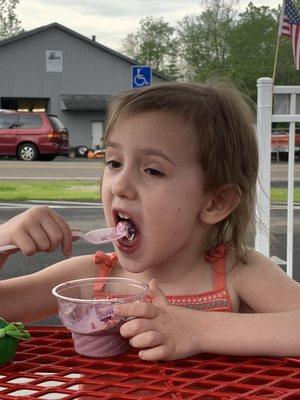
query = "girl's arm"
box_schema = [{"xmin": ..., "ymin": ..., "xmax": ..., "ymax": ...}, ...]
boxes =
[
  {"xmin": 0, "ymin": 254, "xmax": 97, "ymax": 323},
  {"xmin": 0, "ymin": 205, "xmax": 98, "ymax": 323},
  {"xmin": 117, "ymin": 299, "xmax": 300, "ymax": 360},
  {"xmin": 116, "ymin": 254, "xmax": 300, "ymax": 361},
  {"xmin": 197, "ymin": 308, "xmax": 300, "ymax": 357},
  {"xmin": 201, "ymin": 250, "xmax": 300, "ymax": 356}
]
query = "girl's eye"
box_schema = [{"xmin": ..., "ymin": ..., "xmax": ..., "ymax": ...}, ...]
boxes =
[
  {"xmin": 106, "ymin": 160, "xmax": 122, "ymax": 169},
  {"xmin": 145, "ymin": 168, "xmax": 165, "ymax": 178}
]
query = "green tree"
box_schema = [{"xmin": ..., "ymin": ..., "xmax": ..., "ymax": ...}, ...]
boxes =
[
  {"xmin": 0, "ymin": 0, "xmax": 23, "ymax": 39},
  {"xmin": 177, "ymin": 0, "xmax": 238, "ymax": 81},
  {"xmin": 121, "ymin": 16, "xmax": 180, "ymax": 79},
  {"xmin": 226, "ymin": 3, "xmax": 279, "ymax": 98}
]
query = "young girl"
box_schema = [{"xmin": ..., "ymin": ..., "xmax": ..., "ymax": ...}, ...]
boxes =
[{"xmin": 1, "ymin": 81, "xmax": 300, "ymax": 361}]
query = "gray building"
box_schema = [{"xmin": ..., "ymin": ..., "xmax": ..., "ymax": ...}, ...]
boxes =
[{"xmin": 0, "ymin": 23, "xmax": 167, "ymax": 148}]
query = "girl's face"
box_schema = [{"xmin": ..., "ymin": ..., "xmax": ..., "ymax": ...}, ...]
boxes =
[{"xmin": 102, "ymin": 111, "xmax": 207, "ymax": 273}]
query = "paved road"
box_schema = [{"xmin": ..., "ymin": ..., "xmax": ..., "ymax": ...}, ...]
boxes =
[
  {"xmin": 0, "ymin": 159, "xmax": 299, "ymax": 182},
  {"xmin": 1, "ymin": 201, "xmax": 299, "ymax": 326},
  {"xmin": 0, "ymin": 159, "xmax": 105, "ymax": 180},
  {"xmin": 271, "ymin": 162, "xmax": 300, "ymax": 181}
]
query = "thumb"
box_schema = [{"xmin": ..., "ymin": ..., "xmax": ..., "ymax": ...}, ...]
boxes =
[{"xmin": 149, "ymin": 279, "xmax": 168, "ymax": 307}]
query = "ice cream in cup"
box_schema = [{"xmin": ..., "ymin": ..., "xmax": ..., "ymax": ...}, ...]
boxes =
[{"xmin": 52, "ymin": 277, "xmax": 148, "ymax": 358}]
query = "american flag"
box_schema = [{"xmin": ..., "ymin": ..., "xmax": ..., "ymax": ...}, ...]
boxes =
[{"xmin": 280, "ymin": 0, "xmax": 300, "ymax": 69}]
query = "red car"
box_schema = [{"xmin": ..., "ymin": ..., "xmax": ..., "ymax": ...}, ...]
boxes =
[
  {"xmin": 0, "ymin": 111, "xmax": 69, "ymax": 161},
  {"xmin": 271, "ymin": 129, "xmax": 300, "ymax": 161}
]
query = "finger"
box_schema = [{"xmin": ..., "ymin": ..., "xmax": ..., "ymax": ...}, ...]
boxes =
[
  {"xmin": 14, "ymin": 233, "xmax": 38, "ymax": 256},
  {"xmin": 115, "ymin": 302, "xmax": 158, "ymax": 319},
  {"xmin": 138, "ymin": 344, "xmax": 170, "ymax": 361},
  {"xmin": 27, "ymin": 207, "xmax": 65, "ymax": 254},
  {"xmin": 50, "ymin": 211, "xmax": 72, "ymax": 256},
  {"xmin": 25, "ymin": 227, "xmax": 51, "ymax": 253},
  {"xmin": 129, "ymin": 331, "xmax": 164, "ymax": 349},
  {"xmin": 40, "ymin": 217, "xmax": 64, "ymax": 252},
  {"xmin": 44, "ymin": 210, "xmax": 72, "ymax": 256},
  {"xmin": 149, "ymin": 279, "xmax": 169, "ymax": 307},
  {"xmin": 120, "ymin": 318, "xmax": 154, "ymax": 338},
  {"xmin": 71, "ymin": 228, "xmax": 81, "ymax": 242}
]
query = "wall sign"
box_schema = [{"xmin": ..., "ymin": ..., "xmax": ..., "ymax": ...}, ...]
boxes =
[{"xmin": 46, "ymin": 50, "xmax": 63, "ymax": 72}]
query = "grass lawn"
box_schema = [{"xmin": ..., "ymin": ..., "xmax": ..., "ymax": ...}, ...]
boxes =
[
  {"xmin": 0, "ymin": 180, "xmax": 100, "ymax": 202},
  {"xmin": 0, "ymin": 180, "xmax": 299, "ymax": 203},
  {"xmin": 271, "ymin": 188, "xmax": 300, "ymax": 202}
]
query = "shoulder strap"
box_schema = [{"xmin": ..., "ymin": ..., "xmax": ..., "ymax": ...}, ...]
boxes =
[
  {"xmin": 213, "ymin": 256, "xmax": 226, "ymax": 292},
  {"xmin": 94, "ymin": 251, "xmax": 118, "ymax": 278},
  {"xmin": 205, "ymin": 243, "xmax": 228, "ymax": 292},
  {"xmin": 93, "ymin": 251, "xmax": 118, "ymax": 295}
]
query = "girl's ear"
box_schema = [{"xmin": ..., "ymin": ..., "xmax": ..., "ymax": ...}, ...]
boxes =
[{"xmin": 199, "ymin": 184, "xmax": 241, "ymax": 225}]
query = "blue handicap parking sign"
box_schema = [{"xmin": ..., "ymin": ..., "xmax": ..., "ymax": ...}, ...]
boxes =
[{"xmin": 131, "ymin": 66, "xmax": 152, "ymax": 88}]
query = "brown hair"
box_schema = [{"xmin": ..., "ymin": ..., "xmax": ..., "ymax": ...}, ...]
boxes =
[{"xmin": 104, "ymin": 81, "xmax": 258, "ymax": 263}]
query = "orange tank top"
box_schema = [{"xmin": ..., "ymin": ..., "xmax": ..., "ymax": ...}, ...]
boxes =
[{"xmin": 93, "ymin": 243, "xmax": 233, "ymax": 312}]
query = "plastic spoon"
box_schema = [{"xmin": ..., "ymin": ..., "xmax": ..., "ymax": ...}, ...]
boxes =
[
  {"xmin": 71, "ymin": 225, "xmax": 127, "ymax": 244},
  {"xmin": 0, "ymin": 224, "xmax": 128, "ymax": 253}
]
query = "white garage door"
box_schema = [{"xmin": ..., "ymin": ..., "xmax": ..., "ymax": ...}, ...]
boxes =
[{"xmin": 92, "ymin": 121, "xmax": 104, "ymax": 149}]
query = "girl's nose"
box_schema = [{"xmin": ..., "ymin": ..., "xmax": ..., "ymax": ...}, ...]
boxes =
[{"xmin": 110, "ymin": 170, "xmax": 136, "ymax": 199}]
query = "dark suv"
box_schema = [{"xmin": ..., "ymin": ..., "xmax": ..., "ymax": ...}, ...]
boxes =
[{"xmin": 0, "ymin": 112, "xmax": 69, "ymax": 161}]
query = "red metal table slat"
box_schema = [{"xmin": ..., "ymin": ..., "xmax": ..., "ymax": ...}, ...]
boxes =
[{"xmin": 0, "ymin": 326, "xmax": 299, "ymax": 399}]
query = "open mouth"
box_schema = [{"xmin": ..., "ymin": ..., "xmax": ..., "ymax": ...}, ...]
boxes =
[{"xmin": 114, "ymin": 210, "xmax": 140, "ymax": 249}]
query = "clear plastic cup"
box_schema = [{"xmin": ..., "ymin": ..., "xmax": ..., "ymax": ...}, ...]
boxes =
[{"xmin": 52, "ymin": 277, "xmax": 148, "ymax": 358}]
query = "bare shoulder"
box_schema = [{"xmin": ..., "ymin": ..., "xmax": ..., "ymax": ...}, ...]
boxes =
[{"xmin": 228, "ymin": 249, "xmax": 300, "ymax": 312}]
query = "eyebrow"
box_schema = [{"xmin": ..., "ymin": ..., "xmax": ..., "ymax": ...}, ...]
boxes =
[{"xmin": 106, "ymin": 140, "xmax": 175, "ymax": 165}]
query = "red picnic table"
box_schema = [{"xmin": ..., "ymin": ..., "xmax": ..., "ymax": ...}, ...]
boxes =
[{"xmin": 0, "ymin": 326, "xmax": 300, "ymax": 399}]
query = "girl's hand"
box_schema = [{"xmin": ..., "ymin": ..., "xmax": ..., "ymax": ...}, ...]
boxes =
[
  {"xmin": 115, "ymin": 279, "xmax": 202, "ymax": 361},
  {"xmin": 0, "ymin": 206, "xmax": 73, "ymax": 257}
]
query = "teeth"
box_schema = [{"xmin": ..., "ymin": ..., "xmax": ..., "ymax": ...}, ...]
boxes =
[
  {"xmin": 117, "ymin": 212, "xmax": 130, "ymax": 219},
  {"xmin": 128, "ymin": 234, "xmax": 135, "ymax": 242}
]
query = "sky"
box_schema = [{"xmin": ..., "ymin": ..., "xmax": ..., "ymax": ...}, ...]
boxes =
[{"xmin": 16, "ymin": 0, "xmax": 282, "ymax": 52}]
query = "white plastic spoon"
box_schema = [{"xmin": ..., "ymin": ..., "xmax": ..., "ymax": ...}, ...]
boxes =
[
  {"xmin": 0, "ymin": 224, "xmax": 128, "ymax": 253},
  {"xmin": 71, "ymin": 225, "xmax": 127, "ymax": 244}
]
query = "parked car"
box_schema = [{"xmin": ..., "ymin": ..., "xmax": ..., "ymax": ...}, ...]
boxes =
[
  {"xmin": 271, "ymin": 129, "xmax": 300, "ymax": 161},
  {"xmin": 0, "ymin": 111, "xmax": 69, "ymax": 161}
]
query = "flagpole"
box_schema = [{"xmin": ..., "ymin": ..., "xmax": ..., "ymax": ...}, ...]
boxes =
[
  {"xmin": 273, "ymin": 34, "xmax": 281, "ymax": 82},
  {"xmin": 273, "ymin": 1, "xmax": 285, "ymax": 83}
]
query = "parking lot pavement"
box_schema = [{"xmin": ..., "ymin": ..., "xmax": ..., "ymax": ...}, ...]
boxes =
[{"xmin": 0, "ymin": 159, "xmax": 105, "ymax": 180}]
